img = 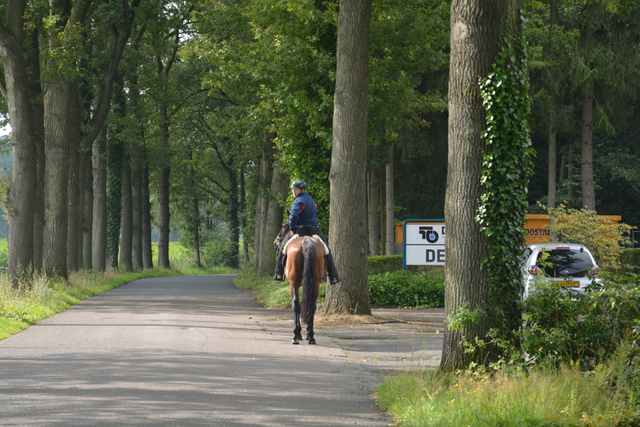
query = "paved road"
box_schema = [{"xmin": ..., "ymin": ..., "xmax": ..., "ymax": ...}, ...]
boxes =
[{"xmin": 0, "ymin": 275, "xmax": 395, "ymax": 426}]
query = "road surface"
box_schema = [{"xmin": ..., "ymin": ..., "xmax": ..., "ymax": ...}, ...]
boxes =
[{"xmin": 0, "ymin": 275, "xmax": 393, "ymax": 426}]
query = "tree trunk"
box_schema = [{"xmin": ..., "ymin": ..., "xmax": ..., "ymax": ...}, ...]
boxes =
[
  {"xmin": 567, "ymin": 143, "xmax": 574, "ymax": 207},
  {"xmin": 130, "ymin": 73, "xmax": 144, "ymax": 270},
  {"xmin": 385, "ymin": 144, "xmax": 395, "ymax": 255},
  {"xmin": 66, "ymin": 83, "xmax": 81, "ymax": 273},
  {"xmin": 157, "ymin": 103, "xmax": 171, "ymax": 269},
  {"xmin": 239, "ymin": 167, "xmax": 249, "ymax": 265},
  {"xmin": 367, "ymin": 169, "xmax": 379, "ymax": 256},
  {"xmin": 440, "ymin": 0, "xmax": 510, "ymax": 370},
  {"xmin": 548, "ymin": 111, "xmax": 557, "ymax": 210},
  {"xmin": 119, "ymin": 151, "xmax": 133, "ymax": 271},
  {"xmin": 379, "ymin": 180, "xmax": 385, "ymax": 251},
  {"xmin": 227, "ymin": 162, "xmax": 240, "ymax": 270},
  {"xmin": 324, "ymin": 0, "xmax": 372, "ymax": 316},
  {"xmin": 43, "ymin": 80, "xmax": 73, "ymax": 279},
  {"xmin": 581, "ymin": 8, "xmax": 596, "ymax": 211},
  {"xmin": 254, "ymin": 149, "xmax": 272, "ymax": 271},
  {"xmin": 193, "ymin": 194, "xmax": 201, "ymax": 268},
  {"xmin": 26, "ymin": 21, "xmax": 46, "ymax": 275},
  {"xmin": 157, "ymin": 167, "xmax": 171, "ymax": 268},
  {"xmin": 547, "ymin": 0, "xmax": 558, "ymax": 210},
  {"xmin": 259, "ymin": 163, "xmax": 286, "ymax": 276},
  {"xmin": 81, "ymin": 146, "xmax": 93, "ymax": 270},
  {"xmin": 106, "ymin": 134, "xmax": 123, "ymax": 270},
  {"xmin": 1, "ymin": 19, "xmax": 37, "ymax": 282},
  {"xmin": 141, "ymin": 164, "xmax": 154, "ymax": 269},
  {"xmin": 131, "ymin": 154, "xmax": 143, "ymax": 270},
  {"xmin": 92, "ymin": 128, "xmax": 107, "ymax": 271},
  {"xmin": 581, "ymin": 83, "xmax": 595, "ymax": 210}
]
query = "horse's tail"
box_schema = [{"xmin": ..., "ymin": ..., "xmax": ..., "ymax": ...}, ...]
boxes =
[{"xmin": 301, "ymin": 237, "xmax": 318, "ymax": 325}]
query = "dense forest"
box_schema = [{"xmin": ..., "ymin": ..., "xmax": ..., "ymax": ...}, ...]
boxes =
[{"xmin": 0, "ymin": 0, "xmax": 639, "ymax": 282}]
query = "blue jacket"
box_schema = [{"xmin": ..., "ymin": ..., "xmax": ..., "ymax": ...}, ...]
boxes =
[{"xmin": 289, "ymin": 191, "xmax": 319, "ymax": 232}]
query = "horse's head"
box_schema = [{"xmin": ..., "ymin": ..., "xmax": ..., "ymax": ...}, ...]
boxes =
[{"xmin": 274, "ymin": 219, "xmax": 290, "ymax": 249}]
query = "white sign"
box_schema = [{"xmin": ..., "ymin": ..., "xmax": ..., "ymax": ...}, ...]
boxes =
[{"xmin": 403, "ymin": 221, "xmax": 446, "ymax": 266}]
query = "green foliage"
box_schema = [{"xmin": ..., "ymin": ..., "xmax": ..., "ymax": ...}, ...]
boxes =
[
  {"xmin": 375, "ymin": 274, "xmax": 640, "ymax": 426},
  {"xmin": 367, "ymin": 255, "xmax": 404, "ymax": 275},
  {"xmin": 374, "ymin": 362, "xmax": 631, "ymax": 426},
  {"xmin": 368, "ymin": 270, "xmax": 444, "ymax": 308},
  {"xmin": 544, "ymin": 203, "xmax": 634, "ymax": 271},
  {"xmin": 0, "ymin": 238, "xmax": 8, "ymax": 268},
  {"xmin": 620, "ymin": 249, "xmax": 640, "ymax": 272},
  {"xmin": 520, "ymin": 273, "xmax": 640, "ymax": 368},
  {"xmin": 476, "ymin": 10, "xmax": 535, "ymax": 338}
]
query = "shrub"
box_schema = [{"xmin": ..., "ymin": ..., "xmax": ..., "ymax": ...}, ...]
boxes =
[
  {"xmin": 369, "ymin": 270, "xmax": 444, "ymax": 308},
  {"xmin": 620, "ymin": 248, "xmax": 640, "ymax": 272},
  {"xmin": 0, "ymin": 238, "xmax": 7, "ymax": 268},
  {"xmin": 520, "ymin": 272, "xmax": 640, "ymax": 367},
  {"xmin": 368, "ymin": 255, "xmax": 404, "ymax": 275},
  {"xmin": 543, "ymin": 203, "xmax": 634, "ymax": 271}
]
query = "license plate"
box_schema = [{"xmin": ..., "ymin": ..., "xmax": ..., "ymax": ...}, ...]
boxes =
[{"xmin": 557, "ymin": 280, "xmax": 579, "ymax": 287}]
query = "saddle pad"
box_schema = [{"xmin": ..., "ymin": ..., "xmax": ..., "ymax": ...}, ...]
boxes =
[{"xmin": 282, "ymin": 235, "xmax": 329, "ymax": 256}]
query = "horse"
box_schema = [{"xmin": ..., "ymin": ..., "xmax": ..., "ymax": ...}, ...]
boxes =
[{"xmin": 274, "ymin": 221, "xmax": 326, "ymax": 345}]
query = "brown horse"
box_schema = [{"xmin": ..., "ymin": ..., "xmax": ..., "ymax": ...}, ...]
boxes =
[{"xmin": 275, "ymin": 222, "xmax": 326, "ymax": 344}]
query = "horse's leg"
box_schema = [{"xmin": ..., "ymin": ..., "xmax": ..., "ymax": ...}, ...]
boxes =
[
  {"xmin": 291, "ymin": 284, "xmax": 302, "ymax": 344},
  {"xmin": 305, "ymin": 280, "xmax": 319, "ymax": 345},
  {"xmin": 306, "ymin": 316, "xmax": 316, "ymax": 345}
]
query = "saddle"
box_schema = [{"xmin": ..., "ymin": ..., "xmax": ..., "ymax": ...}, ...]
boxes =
[{"xmin": 282, "ymin": 234, "xmax": 329, "ymax": 256}]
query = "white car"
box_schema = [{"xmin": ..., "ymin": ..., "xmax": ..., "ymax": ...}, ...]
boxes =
[{"xmin": 523, "ymin": 243, "xmax": 601, "ymax": 299}]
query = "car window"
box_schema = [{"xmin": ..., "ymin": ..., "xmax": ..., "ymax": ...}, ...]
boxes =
[
  {"xmin": 535, "ymin": 249, "xmax": 594, "ymax": 277},
  {"xmin": 524, "ymin": 247, "xmax": 532, "ymax": 259}
]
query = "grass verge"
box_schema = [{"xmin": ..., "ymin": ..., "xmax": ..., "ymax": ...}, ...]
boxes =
[
  {"xmin": 0, "ymin": 265, "xmax": 236, "ymax": 340},
  {"xmin": 374, "ymin": 359, "xmax": 638, "ymax": 427}
]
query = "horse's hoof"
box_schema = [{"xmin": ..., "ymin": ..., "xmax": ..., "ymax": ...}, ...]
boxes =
[
  {"xmin": 308, "ymin": 338, "xmax": 316, "ymax": 345},
  {"xmin": 292, "ymin": 339, "xmax": 299, "ymax": 345},
  {"xmin": 295, "ymin": 334, "xmax": 303, "ymax": 341}
]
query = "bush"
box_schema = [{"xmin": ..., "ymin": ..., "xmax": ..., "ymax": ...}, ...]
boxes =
[
  {"xmin": 369, "ymin": 270, "xmax": 444, "ymax": 308},
  {"xmin": 368, "ymin": 255, "xmax": 404, "ymax": 275},
  {"xmin": 520, "ymin": 272, "xmax": 640, "ymax": 367},
  {"xmin": 544, "ymin": 203, "xmax": 634, "ymax": 271},
  {"xmin": 620, "ymin": 248, "xmax": 640, "ymax": 272},
  {"xmin": 0, "ymin": 238, "xmax": 7, "ymax": 268}
]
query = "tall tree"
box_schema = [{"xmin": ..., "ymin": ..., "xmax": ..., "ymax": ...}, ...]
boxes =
[
  {"xmin": 440, "ymin": 0, "xmax": 515, "ymax": 370},
  {"xmin": 324, "ymin": 0, "xmax": 372, "ymax": 315},
  {"xmin": 92, "ymin": 127, "xmax": 108, "ymax": 271},
  {"xmin": 0, "ymin": 0, "xmax": 38, "ymax": 283},
  {"xmin": 367, "ymin": 169, "xmax": 379, "ymax": 256}
]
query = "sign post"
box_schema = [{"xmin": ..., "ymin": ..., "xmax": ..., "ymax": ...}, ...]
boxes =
[{"xmin": 402, "ymin": 219, "xmax": 446, "ymax": 270}]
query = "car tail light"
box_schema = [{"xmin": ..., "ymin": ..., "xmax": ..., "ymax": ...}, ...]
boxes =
[
  {"xmin": 589, "ymin": 266, "xmax": 600, "ymax": 276},
  {"xmin": 527, "ymin": 265, "xmax": 541, "ymax": 275}
]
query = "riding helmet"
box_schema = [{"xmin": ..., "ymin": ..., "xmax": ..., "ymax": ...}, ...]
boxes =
[{"xmin": 291, "ymin": 179, "xmax": 307, "ymax": 190}]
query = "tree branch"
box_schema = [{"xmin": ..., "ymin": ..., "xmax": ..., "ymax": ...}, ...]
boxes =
[{"xmin": 80, "ymin": 0, "xmax": 135, "ymax": 148}]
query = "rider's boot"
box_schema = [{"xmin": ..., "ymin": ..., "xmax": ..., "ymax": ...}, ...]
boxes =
[
  {"xmin": 325, "ymin": 252, "xmax": 341, "ymax": 285},
  {"xmin": 274, "ymin": 252, "xmax": 286, "ymax": 281}
]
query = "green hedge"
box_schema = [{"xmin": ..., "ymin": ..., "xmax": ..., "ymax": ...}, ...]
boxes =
[
  {"xmin": 620, "ymin": 249, "xmax": 640, "ymax": 271},
  {"xmin": 369, "ymin": 270, "xmax": 444, "ymax": 308},
  {"xmin": 367, "ymin": 254, "xmax": 444, "ymax": 275},
  {"xmin": 368, "ymin": 255, "xmax": 404, "ymax": 275}
]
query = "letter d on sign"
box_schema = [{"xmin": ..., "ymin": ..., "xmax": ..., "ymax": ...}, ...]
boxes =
[{"xmin": 426, "ymin": 249, "xmax": 436, "ymax": 263}]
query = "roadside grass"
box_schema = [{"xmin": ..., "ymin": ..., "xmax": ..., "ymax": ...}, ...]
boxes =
[
  {"xmin": 373, "ymin": 364, "xmax": 631, "ymax": 427},
  {"xmin": 0, "ymin": 241, "xmax": 238, "ymax": 340}
]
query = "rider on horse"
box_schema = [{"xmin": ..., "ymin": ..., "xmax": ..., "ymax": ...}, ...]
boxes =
[{"xmin": 274, "ymin": 179, "xmax": 342, "ymax": 285}]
